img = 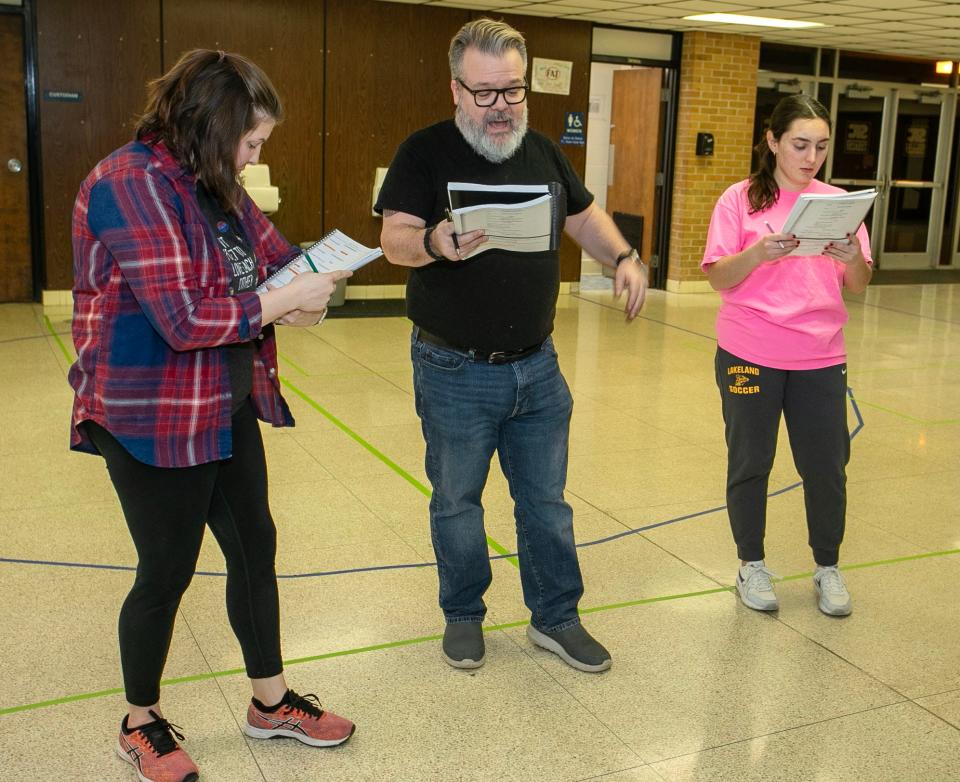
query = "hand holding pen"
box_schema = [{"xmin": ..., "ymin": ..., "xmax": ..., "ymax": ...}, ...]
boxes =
[
  {"xmin": 445, "ymin": 209, "xmax": 462, "ymax": 259},
  {"xmin": 429, "ymin": 209, "xmax": 486, "ymax": 262},
  {"xmin": 761, "ymin": 220, "xmax": 797, "ymax": 261}
]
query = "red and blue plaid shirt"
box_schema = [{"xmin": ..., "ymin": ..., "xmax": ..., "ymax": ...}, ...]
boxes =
[{"xmin": 69, "ymin": 138, "xmax": 300, "ymax": 467}]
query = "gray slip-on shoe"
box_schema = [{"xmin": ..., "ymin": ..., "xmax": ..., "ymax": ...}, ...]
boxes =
[
  {"xmin": 527, "ymin": 624, "xmax": 611, "ymax": 673},
  {"xmin": 443, "ymin": 622, "xmax": 485, "ymax": 669}
]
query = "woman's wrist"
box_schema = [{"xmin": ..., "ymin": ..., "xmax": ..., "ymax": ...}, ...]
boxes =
[{"xmin": 258, "ymin": 285, "xmax": 296, "ymax": 325}]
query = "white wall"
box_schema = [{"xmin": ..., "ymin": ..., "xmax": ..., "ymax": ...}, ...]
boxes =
[
  {"xmin": 582, "ymin": 62, "xmax": 641, "ymax": 266},
  {"xmin": 585, "ymin": 63, "xmax": 615, "ymax": 214}
]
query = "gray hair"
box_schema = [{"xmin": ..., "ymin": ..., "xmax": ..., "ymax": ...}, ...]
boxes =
[{"xmin": 448, "ymin": 18, "xmax": 528, "ymax": 80}]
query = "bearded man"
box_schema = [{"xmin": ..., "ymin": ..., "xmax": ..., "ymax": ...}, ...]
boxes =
[{"xmin": 375, "ymin": 18, "xmax": 647, "ymax": 673}]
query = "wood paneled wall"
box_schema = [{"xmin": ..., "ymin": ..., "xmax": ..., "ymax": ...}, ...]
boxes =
[
  {"xmin": 37, "ymin": 0, "xmax": 160, "ymax": 290},
  {"xmin": 1, "ymin": 13, "xmax": 32, "ymax": 301},
  {"xmin": 37, "ymin": 0, "xmax": 594, "ymax": 289},
  {"xmin": 324, "ymin": 0, "xmax": 470, "ymax": 285},
  {"xmin": 162, "ymin": 0, "xmax": 325, "ymax": 246}
]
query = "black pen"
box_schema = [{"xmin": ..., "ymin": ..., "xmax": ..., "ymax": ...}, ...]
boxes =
[{"xmin": 445, "ymin": 208, "xmax": 460, "ymax": 252}]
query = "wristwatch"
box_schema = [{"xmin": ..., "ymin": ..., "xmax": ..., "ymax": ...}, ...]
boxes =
[
  {"xmin": 423, "ymin": 224, "xmax": 448, "ymax": 263},
  {"xmin": 615, "ymin": 248, "xmax": 648, "ymax": 275}
]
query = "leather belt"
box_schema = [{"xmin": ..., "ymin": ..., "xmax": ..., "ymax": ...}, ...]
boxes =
[{"xmin": 418, "ymin": 329, "xmax": 542, "ymax": 365}]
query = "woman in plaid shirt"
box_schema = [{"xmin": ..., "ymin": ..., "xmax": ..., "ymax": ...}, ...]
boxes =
[{"xmin": 69, "ymin": 50, "xmax": 355, "ymax": 782}]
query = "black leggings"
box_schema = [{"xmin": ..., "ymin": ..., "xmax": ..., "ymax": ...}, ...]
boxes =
[
  {"xmin": 715, "ymin": 347, "xmax": 850, "ymax": 567},
  {"xmin": 84, "ymin": 401, "xmax": 283, "ymax": 706}
]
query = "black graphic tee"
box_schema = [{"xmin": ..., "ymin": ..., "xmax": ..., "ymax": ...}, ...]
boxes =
[{"xmin": 197, "ymin": 183, "xmax": 256, "ymax": 412}]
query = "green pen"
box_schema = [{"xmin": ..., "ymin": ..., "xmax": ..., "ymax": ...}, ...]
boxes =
[{"xmin": 302, "ymin": 247, "xmax": 319, "ymax": 273}]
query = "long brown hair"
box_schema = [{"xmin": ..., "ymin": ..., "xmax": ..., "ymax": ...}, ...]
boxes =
[
  {"xmin": 136, "ymin": 49, "xmax": 283, "ymax": 212},
  {"xmin": 747, "ymin": 94, "xmax": 831, "ymax": 214}
]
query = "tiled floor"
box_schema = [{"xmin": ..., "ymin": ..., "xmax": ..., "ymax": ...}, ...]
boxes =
[{"xmin": 1, "ymin": 280, "xmax": 959, "ymax": 781}]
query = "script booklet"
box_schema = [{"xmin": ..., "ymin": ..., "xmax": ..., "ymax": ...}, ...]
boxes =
[
  {"xmin": 447, "ymin": 182, "xmax": 565, "ymax": 259},
  {"xmin": 779, "ymin": 188, "xmax": 877, "ymax": 256},
  {"xmin": 256, "ymin": 229, "xmax": 382, "ymax": 293}
]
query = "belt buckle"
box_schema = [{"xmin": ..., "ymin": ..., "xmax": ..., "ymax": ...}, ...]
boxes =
[{"xmin": 486, "ymin": 350, "xmax": 509, "ymax": 364}]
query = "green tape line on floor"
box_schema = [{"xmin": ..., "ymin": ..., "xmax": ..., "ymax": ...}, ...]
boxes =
[
  {"xmin": 280, "ymin": 376, "xmax": 519, "ymax": 568},
  {"xmin": 3, "ymin": 547, "xmax": 957, "ymax": 718}
]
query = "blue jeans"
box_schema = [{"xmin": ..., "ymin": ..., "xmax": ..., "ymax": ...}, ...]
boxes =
[{"xmin": 411, "ymin": 328, "xmax": 584, "ymax": 633}]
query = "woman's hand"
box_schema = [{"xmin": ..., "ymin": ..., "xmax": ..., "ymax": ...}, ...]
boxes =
[
  {"xmin": 754, "ymin": 232, "xmax": 799, "ymax": 263},
  {"xmin": 706, "ymin": 232, "xmax": 798, "ymax": 291},
  {"xmin": 827, "ymin": 232, "xmax": 872, "ymax": 293},
  {"xmin": 286, "ymin": 269, "xmax": 352, "ymax": 311},
  {"xmin": 276, "ymin": 308, "xmax": 327, "ymax": 327},
  {"xmin": 258, "ymin": 269, "xmax": 351, "ymax": 326},
  {"xmin": 823, "ymin": 233, "xmax": 864, "ymax": 265}
]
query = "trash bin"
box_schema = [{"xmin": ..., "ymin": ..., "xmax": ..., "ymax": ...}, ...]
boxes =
[{"xmin": 328, "ymin": 277, "xmax": 347, "ymax": 307}]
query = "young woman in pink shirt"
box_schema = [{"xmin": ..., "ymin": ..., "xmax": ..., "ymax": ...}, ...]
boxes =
[{"xmin": 702, "ymin": 94, "xmax": 873, "ymax": 617}]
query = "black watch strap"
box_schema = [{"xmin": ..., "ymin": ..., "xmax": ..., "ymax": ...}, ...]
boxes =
[
  {"xmin": 615, "ymin": 248, "xmax": 636, "ymax": 266},
  {"xmin": 423, "ymin": 224, "xmax": 448, "ymax": 263}
]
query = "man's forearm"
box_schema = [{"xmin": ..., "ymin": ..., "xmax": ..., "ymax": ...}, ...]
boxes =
[
  {"xmin": 565, "ymin": 204, "xmax": 630, "ymax": 267},
  {"xmin": 381, "ymin": 213, "xmax": 434, "ymax": 268}
]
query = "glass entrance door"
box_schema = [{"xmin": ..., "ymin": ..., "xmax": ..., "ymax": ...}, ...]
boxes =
[
  {"xmin": 830, "ymin": 84, "xmax": 951, "ymax": 269},
  {"xmin": 882, "ymin": 92, "xmax": 947, "ymax": 268},
  {"xmin": 829, "ymin": 88, "xmax": 887, "ymax": 261}
]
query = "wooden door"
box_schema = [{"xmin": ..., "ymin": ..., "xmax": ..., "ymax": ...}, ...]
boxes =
[
  {"xmin": 607, "ymin": 68, "xmax": 661, "ymax": 265},
  {"xmin": 0, "ymin": 14, "xmax": 32, "ymax": 301}
]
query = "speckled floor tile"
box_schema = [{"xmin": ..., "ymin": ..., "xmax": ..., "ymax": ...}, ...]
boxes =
[{"xmin": 3, "ymin": 283, "xmax": 958, "ymax": 781}]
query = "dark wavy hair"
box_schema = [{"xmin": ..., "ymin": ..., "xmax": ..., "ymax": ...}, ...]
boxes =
[
  {"xmin": 136, "ymin": 49, "xmax": 283, "ymax": 212},
  {"xmin": 748, "ymin": 94, "xmax": 831, "ymax": 214}
]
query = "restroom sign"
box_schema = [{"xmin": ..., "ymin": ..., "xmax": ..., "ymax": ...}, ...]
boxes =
[{"xmin": 560, "ymin": 112, "xmax": 585, "ymax": 146}]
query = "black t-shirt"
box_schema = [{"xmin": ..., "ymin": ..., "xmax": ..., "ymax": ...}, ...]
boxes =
[
  {"xmin": 196, "ymin": 182, "xmax": 256, "ymax": 413},
  {"xmin": 375, "ymin": 120, "xmax": 593, "ymax": 351}
]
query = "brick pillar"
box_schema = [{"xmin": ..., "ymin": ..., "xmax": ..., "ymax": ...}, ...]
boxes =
[{"xmin": 667, "ymin": 32, "xmax": 760, "ymax": 292}]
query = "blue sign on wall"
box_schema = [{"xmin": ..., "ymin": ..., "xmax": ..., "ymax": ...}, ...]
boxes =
[{"xmin": 560, "ymin": 111, "xmax": 585, "ymax": 146}]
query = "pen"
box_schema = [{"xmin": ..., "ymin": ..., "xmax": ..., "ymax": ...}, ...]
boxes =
[
  {"xmin": 445, "ymin": 208, "xmax": 460, "ymax": 252},
  {"xmin": 302, "ymin": 250, "xmax": 318, "ymax": 273},
  {"xmin": 764, "ymin": 221, "xmax": 784, "ymax": 249}
]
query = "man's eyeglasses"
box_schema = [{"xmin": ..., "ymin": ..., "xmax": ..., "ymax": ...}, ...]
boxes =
[{"xmin": 457, "ymin": 79, "xmax": 529, "ymax": 107}]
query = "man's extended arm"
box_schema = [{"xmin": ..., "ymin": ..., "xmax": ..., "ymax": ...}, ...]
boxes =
[{"xmin": 565, "ymin": 202, "xmax": 648, "ymax": 320}]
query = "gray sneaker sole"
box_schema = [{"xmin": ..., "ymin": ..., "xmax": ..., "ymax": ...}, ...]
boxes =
[
  {"xmin": 526, "ymin": 626, "xmax": 611, "ymax": 673},
  {"xmin": 736, "ymin": 578, "xmax": 779, "ymax": 611},
  {"xmin": 815, "ymin": 584, "xmax": 852, "ymax": 617},
  {"xmin": 442, "ymin": 624, "xmax": 485, "ymax": 669},
  {"xmin": 443, "ymin": 651, "xmax": 484, "ymax": 669}
]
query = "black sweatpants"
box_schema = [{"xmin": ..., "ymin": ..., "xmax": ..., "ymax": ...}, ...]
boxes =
[
  {"xmin": 84, "ymin": 401, "xmax": 283, "ymax": 706},
  {"xmin": 715, "ymin": 347, "xmax": 850, "ymax": 567}
]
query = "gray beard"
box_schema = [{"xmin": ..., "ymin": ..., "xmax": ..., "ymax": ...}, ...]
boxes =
[{"xmin": 455, "ymin": 102, "xmax": 528, "ymax": 163}]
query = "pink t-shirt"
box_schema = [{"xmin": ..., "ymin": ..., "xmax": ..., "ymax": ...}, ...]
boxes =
[{"xmin": 702, "ymin": 179, "xmax": 873, "ymax": 370}]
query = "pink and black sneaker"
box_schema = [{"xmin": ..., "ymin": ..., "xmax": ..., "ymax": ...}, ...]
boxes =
[
  {"xmin": 117, "ymin": 710, "xmax": 199, "ymax": 782},
  {"xmin": 244, "ymin": 690, "xmax": 355, "ymax": 747}
]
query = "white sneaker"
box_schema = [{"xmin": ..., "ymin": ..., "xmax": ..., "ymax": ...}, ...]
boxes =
[
  {"xmin": 736, "ymin": 561, "xmax": 779, "ymax": 611},
  {"xmin": 814, "ymin": 565, "xmax": 852, "ymax": 616}
]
